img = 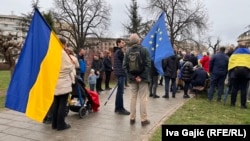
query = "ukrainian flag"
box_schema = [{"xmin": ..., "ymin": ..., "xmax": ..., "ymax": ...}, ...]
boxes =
[
  {"xmin": 5, "ymin": 8, "xmax": 62, "ymax": 122},
  {"xmin": 228, "ymin": 47, "xmax": 250, "ymax": 71}
]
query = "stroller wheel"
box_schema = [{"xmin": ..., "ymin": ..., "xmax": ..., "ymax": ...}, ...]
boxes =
[
  {"xmin": 86, "ymin": 102, "xmax": 92, "ymax": 113},
  {"xmin": 79, "ymin": 106, "xmax": 87, "ymax": 118}
]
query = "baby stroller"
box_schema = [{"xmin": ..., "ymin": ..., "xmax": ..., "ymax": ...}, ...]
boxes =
[{"xmin": 65, "ymin": 76, "xmax": 98, "ymax": 118}]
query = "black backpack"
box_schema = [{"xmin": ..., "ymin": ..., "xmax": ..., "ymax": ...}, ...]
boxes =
[{"xmin": 127, "ymin": 46, "xmax": 145, "ymax": 75}]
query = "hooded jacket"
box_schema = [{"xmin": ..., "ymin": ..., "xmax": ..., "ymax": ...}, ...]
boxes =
[{"xmin": 162, "ymin": 55, "xmax": 179, "ymax": 78}]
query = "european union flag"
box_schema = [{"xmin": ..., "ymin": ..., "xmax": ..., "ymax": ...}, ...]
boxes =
[{"xmin": 141, "ymin": 12, "xmax": 174, "ymax": 76}]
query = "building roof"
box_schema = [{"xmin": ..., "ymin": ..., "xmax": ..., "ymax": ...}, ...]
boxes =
[{"xmin": 237, "ymin": 30, "xmax": 250, "ymax": 46}]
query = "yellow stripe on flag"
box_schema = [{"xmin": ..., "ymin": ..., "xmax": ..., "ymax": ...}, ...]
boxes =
[
  {"xmin": 228, "ymin": 54, "xmax": 250, "ymax": 71},
  {"xmin": 26, "ymin": 32, "xmax": 62, "ymax": 122}
]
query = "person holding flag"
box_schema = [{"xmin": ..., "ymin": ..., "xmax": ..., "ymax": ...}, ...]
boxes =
[
  {"xmin": 141, "ymin": 12, "xmax": 174, "ymax": 76},
  {"xmin": 5, "ymin": 8, "xmax": 74, "ymax": 131},
  {"xmin": 141, "ymin": 12, "xmax": 175, "ymax": 99},
  {"xmin": 52, "ymin": 37, "xmax": 74, "ymax": 130}
]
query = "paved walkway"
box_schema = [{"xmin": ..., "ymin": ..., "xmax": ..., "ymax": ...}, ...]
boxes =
[{"xmin": 0, "ymin": 85, "xmax": 190, "ymax": 141}]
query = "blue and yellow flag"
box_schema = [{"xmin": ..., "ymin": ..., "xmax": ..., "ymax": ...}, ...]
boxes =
[
  {"xmin": 228, "ymin": 47, "xmax": 250, "ymax": 71},
  {"xmin": 5, "ymin": 8, "xmax": 62, "ymax": 122},
  {"xmin": 141, "ymin": 12, "xmax": 174, "ymax": 76}
]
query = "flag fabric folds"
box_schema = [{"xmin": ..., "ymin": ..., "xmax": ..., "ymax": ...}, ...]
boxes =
[
  {"xmin": 228, "ymin": 48, "xmax": 250, "ymax": 71},
  {"xmin": 5, "ymin": 8, "xmax": 63, "ymax": 122},
  {"xmin": 141, "ymin": 12, "xmax": 174, "ymax": 76}
]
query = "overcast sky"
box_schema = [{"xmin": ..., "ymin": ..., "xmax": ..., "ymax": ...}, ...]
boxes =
[{"xmin": 1, "ymin": 0, "xmax": 250, "ymax": 46}]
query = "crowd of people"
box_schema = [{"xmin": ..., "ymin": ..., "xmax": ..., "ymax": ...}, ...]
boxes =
[{"xmin": 44, "ymin": 35, "xmax": 250, "ymax": 131}]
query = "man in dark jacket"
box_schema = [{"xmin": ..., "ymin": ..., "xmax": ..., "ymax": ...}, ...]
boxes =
[
  {"xmin": 91, "ymin": 54, "xmax": 104, "ymax": 93},
  {"xmin": 189, "ymin": 51, "xmax": 198, "ymax": 67},
  {"xmin": 162, "ymin": 54, "xmax": 179, "ymax": 98},
  {"xmin": 208, "ymin": 47, "xmax": 229, "ymax": 102},
  {"xmin": 191, "ymin": 65, "xmax": 209, "ymax": 87},
  {"xmin": 103, "ymin": 50, "xmax": 113, "ymax": 90},
  {"xmin": 149, "ymin": 60, "xmax": 160, "ymax": 98},
  {"xmin": 113, "ymin": 38, "xmax": 130, "ymax": 115}
]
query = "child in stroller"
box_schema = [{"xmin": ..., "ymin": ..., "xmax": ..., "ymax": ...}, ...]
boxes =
[{"xmin": 66, "ymin": 75, "xmax": 99, "ymax": 118}]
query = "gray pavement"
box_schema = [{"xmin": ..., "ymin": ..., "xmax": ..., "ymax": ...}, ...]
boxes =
[{"xmin": 0, "ymin": 85, "xmax": 190, "ymax": 141}]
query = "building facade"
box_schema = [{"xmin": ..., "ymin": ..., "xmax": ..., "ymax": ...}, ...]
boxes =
[
  {"xmin": 0, "ymin": 14, "xmax": 26, "ymax": 41},
  {"xmin": 237, "ymin": 30, "xmax": 250, "ymax": 47}
]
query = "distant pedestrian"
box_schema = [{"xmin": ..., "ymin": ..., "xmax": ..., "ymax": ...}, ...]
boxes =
[
  {"xmin": 190, "ymin": 65, "xmax": 209, "ymax": 89},
  {"xmin": 199, "ymin": 52, "xmax": 210, "ymax": 73},
  {"xmin": 103, "ymin": 50, "xmax": 113, "ymax": 90},
  {"xmin": 88, "ymin": 69, "xmax": 100, "ymax": 92},
  {"xmin": 77, "ymin": 48, "xmax": 86, "ymax": 83},
  {"xmin": 208, "ymin": 47, "xmax": 228, "ymax": 102},
  {"xmin": 180, "ymin": 54, "xmax": 194, "ymax": 98},
  {"xmin": 228, "ymin": 43, "xmax": 250, "ymax": 108},
  {"xmin": 162, "ymin": 52, "xmax": 179, "ymax": 98},
  {"xmin": 91, "ymin": 54, "xmax": 104, "ymax": 93},
  {"xmin": 149, "ymin": 60, "xmax": 160, "ymax": 98}
]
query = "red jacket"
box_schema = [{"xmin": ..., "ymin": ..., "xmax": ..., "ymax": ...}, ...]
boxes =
[{"xmin": 199, "ymin": 55, "xmax": 210, "ymax": 73}]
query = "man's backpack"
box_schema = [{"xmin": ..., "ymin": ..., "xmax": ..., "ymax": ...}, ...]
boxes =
[{"xmin": 127, "ymin": 46, "xmax": 145, "ymax": 75}]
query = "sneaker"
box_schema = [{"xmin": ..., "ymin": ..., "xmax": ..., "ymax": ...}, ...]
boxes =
[
  {"xmin": 153, "ymin": 95, "xmax": 160, "ymax": 98},
  {"xmin": 149, "ymin": 94, "xmax": 153, "ymax": 97},
  {"xmin": 57, "ymin": 124, "xmax": 71, "ymax": 131},
  {"xmin": 183, "ymin": 95, "xmax": 190, "ymax": 98},
  {"xmin": 43, "ymin": 120, "xmax": 52, "ymax": 124},
  {"xmin": 217, "ymin": 98, "xmax": 221, "ymax": 102},
  {"xmin": 162, "ymin": 95, "xmax": 169, "ymax": 99},
  {"xmin": 130, "ymin": 119, "xmax": 136, "ymax": 125},
  {"xmin": 141, "ymin": 120, "xmax": 150, "ymax": 126},
  {"xmin": 241, "ymin": 105, "xmax": 247, "ymax": 109},
  {"xmin": 117, "ymin": 109, "xmax": 130, "ymax": 115}
]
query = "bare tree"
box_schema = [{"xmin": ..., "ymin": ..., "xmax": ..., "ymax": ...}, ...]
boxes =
[
  {"xmin": 19, "ymin": 0, "xmax": 41, "ymax": 33},
  {"xmin": 123, "ymin": 0, "xmax": 143, "ymax": 37},
  {"xmin": 147, "ymin": 0, "xmax": 208, "ymax": 49},
  {"xmin": 53, "ymin": 0, "xmax": 111, "ymax": 50},
  {"xmin": 207, "ymin": 36, "xmax": 221, "ymax": 54}
]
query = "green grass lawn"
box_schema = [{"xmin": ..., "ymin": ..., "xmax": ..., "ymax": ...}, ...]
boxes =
[
  {"xmin": 0, "ymin": 71, "xmax": 10, "ymax": 90},
  {"xmin": 0, "ymin": 71, "xmax": 10, "ymax": 109},
  {"xmin": 149, "ymin": 94, "xmax": 250, "ymax": 141}
]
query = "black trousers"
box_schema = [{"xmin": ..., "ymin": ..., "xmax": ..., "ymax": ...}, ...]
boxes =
[
  {"xmin": 96, "ymin": 76, "xmax": 103, "ymax": 91},
  {"xmin": 183, "ymin": 80, "xmax": 191, "ymax": 95},
  {"xmin": 105, "ymin": 71, "xmax": 111, "ymax": 89},
  {"xmin": 52, "ymin": 93, "xmax": 69, "ymax": 130},
  {"xmin": 231, "ymin": 78, "xmax": 248, "ymax": 106}
]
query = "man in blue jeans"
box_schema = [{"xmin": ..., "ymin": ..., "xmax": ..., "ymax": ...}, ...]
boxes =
[
  {"xmin": 113, "ymin": 38, "xmax": 130, "ymax": 115},
  {"xmin": 208, "ymin": 47, "xmax": 229, "ymax": 102}
]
